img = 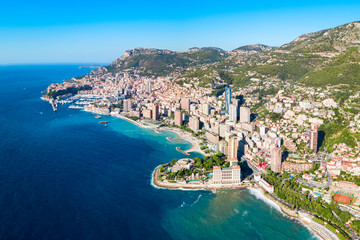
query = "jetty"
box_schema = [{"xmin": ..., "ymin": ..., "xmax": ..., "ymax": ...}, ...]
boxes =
[
  {"xmin": 176, "ymin": 147, "xmax": 190, "ymax": 156},
  {"xmin": 166, "ymin": 137, "xmax": 174, "ymax": 143},
  {"xmin": 50, "ymin": 100, "xmax": 58, "ymax": 112}
]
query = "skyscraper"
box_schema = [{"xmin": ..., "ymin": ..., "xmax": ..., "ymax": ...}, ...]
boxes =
[
  {"xmin": 271, "ymin": 146, "xmax": 282, "ymax": 173},
  {"xmin": 225, "ymin": 86, "xmax": 231, "ymax": 112},
  {"xmin": 240, "ymin": 107, "xmax": 250, "ymax": 123},
  {"xmin": 152, "ymin": 103, "xmax": 159, "ymax": 120},
  {"xmin": 203, "ymin": 104, "xmax": 210, "ymax": 115},
  {"xmin": 229, "ymin": 103, "xmax": 238, "ymax": 122},
  {"xmin": 189, "ymin": 116, "xmax": 200, "ymax": 132},
  {"xmin": 310, "ymin": 123, "xmax": 319, "ymax": 152},
  {"xmin": 228, "ymin": 137, "xmax": 239, "ymax": 163},
  {"xmin": 174, "ymin": 110, "xmax": 183, "ymax": 126},
  {"xmin": 123, "ymin": 99, "xmax": 132, "ymax": 112},
  {"xmin": 180, "ymin": 98, "xmax": 190, "ymax": 111}
]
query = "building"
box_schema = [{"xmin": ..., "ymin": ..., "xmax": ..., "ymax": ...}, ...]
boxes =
[
  {"xmin": 229, "ymin": 103, "xmax": 238, "ymax": 122},
  {"xmin": 310, "ymin": 123, "xmax": 319, "ymax": 152},
  {"xmin": 203, "ymin": 104, "xmax": 210, "ymax": 115},
  {"xmin": 146, "ymin": 80, "xmax": 151, "ymax": 94},
  {"xmin": 212, "ymin": 165, "xmax": 241, "ymax": 185},
  {"xmin": 152, "ymin": 103, "xmax": 159, "ymax": 120},
  {"xmin": 180, "ymin": 98, "xmax": 190, "ymax": 111},
  {"xmin": 205, "ymin": 132, "xmax": 220, "ymax": 144},
  {"xmin": 271, "ymin": 146, "xmax": 282, "ymax": 173},
  {"xmin": 228, "ymin": 137, "xmax": 238, "ymax": 162},
  {"xmin": 123, "ymin": 99, "xmax": 132, "ymax": 112},
  {"xmin": 189, "ymin": 116, "xmax": 200, "ymax": 132},
  {"xmin": 218, "ymin": 140, "xmax": 228, "ymax": 155},
  {"xmin": 174, "ymin": 110, "xmax": 183, "ymax": 126},
  {"xmin": 260, "ymin": 125, "xmax": 266, "ymax": 136},
  {"xmin": 171, "ymin": 158, "xmax": 195, "ymax": 173},
  {"xmin": 142, "ymin": 109, "xmax": 152, "ymax": 119},
  {"xmin": 240, "ymin": 107, "xmax": 250, "ymax": 123},
  {"xmin": 225, "ymin": 86, "xmax": 231, "ymax": 112},
  {"xmin": 259, "ymin": 178, "xmax": 274, "ymax": 193}
]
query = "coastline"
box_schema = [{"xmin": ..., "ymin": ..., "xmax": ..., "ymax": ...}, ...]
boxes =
[
  {"xmin": 50, "ymin": 103, "xmax": 324, "ymax": 239},
  {"xmin": 113, "ymin": 114, "xmax": 206, "ymax": 156},
  {"xmin": 151, "ymin": 165, "xmax": 324, "ymax": 239}
]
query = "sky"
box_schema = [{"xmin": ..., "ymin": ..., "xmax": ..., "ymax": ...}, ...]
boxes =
[{"xmin": 1, "ymin": 0, "xmax": 360, "ymax": 64}]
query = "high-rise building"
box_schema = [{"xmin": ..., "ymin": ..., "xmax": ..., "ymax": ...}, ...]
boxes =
[
  {"xmin": 189, "ymin": 116, "xmax": 200, "ymax": 132},
  {"xmin": 271, "ymin": 146, "xmax": 282, "ymax": 173},
  {"xmin": 260, "ymin": 125, "xmax": 266, "ymax": 136},
  {"xmin": 274, "ymin": 137, "xmax": 282, "ymax": 148},
  {"xmin": 174, "ymin": 110, "xmax": 183, "ymax": 126},
  {"xmin": 123, "ymin": 99, "xmax": 132, "ymax": 112},
  {"xmin": 146, "ymin": 80, "xmax": 151, "ymax": 94},
  {"xmin": 203, "ymin": 104, "xmax": 210, "ymax": 115},
  {"xmin": 228, "ymin": 137, "xmax": 239, "ymax": 162},
  {"xmin": 240, "ymin": 107, "xmax": 250, "ymax": 123},
  {"xmin": 310, "ymin": 123, "xmax": 319, "ymax": 152},
  {"xmin": 225, "ymin": 86, "xmax": 232, "ymax": 112},
  {"xmin": 180, "ymin": 98, "xmax": 190, "ymax": 111},
  {"xmin": 152, "ymin": 104, "xmax": 159, "ymax": 120},
  {"xmin": 142, "ymin": 109, "xmax": 152, "ymax": 119},
  {"xmin": 229, "ymin": 103, "xmax": 238, "ymax": 122}
]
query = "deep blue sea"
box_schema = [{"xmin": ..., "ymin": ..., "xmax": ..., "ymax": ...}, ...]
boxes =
[{"xmin": 0, "ymin": 65, "xmax": 318, "ymax": 240}]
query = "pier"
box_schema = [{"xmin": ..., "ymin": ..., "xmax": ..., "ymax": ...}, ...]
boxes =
[
  {"xmin": 176, "ymin": 147, "xmax": 190, "ymax": 156},
  {"xmin": 50, "ymin": 100, "xmax": 58, "ymax": 112}
]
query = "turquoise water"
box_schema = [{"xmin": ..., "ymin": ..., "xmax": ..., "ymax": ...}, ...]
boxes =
[{"xmin": 0, "ymin": 65, "xmax": 318, "ymax": 240}]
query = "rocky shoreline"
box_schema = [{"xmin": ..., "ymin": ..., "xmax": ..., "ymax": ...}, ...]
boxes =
[{"xmin": 151, "ymin": 165, "xmax": 324, "ymax": 239}]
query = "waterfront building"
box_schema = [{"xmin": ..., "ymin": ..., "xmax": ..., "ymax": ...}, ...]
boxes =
[
  {"xmin": 171, "ymin": 158, "xmax": 195, "ymax": 173},
  {"xmin": 259, "ymin": 178, "xmax": 274, "ymax": 193},
  {"xmin": 180, "ymin": 98, "xmax": 190, "ymax": 111},
  {"xmin": 240, "ymin": 107, "xmax": 250, "ymax": 123},
  {"xmin": 142, "ymin": 109, "xmax": 152, "ymax": 119},
  {"xmin": 225, "ymin": 86, "xmax": 231, "ymax": 112},
  {"xmin": 203, "ymin": 104, "xmax": 210, "ymax": 115},
  {"xmin": 228, "ymin": 137, "xmax": 239, "ymax": 163},
  {"xmin": 229, "ymin": 103, "xmax": 238, "ymax": 122},
  {"xmin": 123, "ymin": 99, "xmax": 132, "ymax": 112},
  {"xmin": 152, "ymin": 103, "xmax": 159, "ymax": 120},
  {"xmin": 212, "ymin": 165, "xmax": 241, "ymax": 185},
  {"xmin": 174, "ymin": 110, "xmax": 183, "ymax": 126},
  {"xmin": 271, "ymin": 145, "xmax": 282, "ymax": 173},
  {"xmin": 189, "ymin": 116, "xmax": 200, "ymax": 132},
  {"xmin": 310, "ymin": 123, "xmax": 319, "ymax": 152}
]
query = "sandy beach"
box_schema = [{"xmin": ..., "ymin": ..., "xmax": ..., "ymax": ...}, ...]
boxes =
[{"xmin": 112, "ymin": 114, "xmax": 206, "ymax": 156}]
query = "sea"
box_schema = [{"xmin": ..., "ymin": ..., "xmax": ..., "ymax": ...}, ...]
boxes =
[{"xmin": 0, "ymin": 65, "xmax": 319, "ymax": 240}]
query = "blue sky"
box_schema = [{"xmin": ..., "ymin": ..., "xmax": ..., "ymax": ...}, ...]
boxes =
[{"xmin": 1, "ymin": 0, "xmax": 360, "ymax": 64}]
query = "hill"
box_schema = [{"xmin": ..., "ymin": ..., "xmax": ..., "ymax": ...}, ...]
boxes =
[
  {"xmin": 106, "ymin": 47, "xmax": 228, "ymax": 77},
  {"xmin": 280, "ymin": 21, "xmax": 360, "ymax": 53}
]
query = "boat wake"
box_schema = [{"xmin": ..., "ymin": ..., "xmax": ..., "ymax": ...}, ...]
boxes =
[{"xmin": 191, "ymin": 194, "xmax": 202, "ymax": 206}]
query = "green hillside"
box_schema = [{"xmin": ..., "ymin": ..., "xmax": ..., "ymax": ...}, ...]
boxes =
[{"xmin": 300, "ymin": 48, "xmax": 360, "ymax": 86}]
